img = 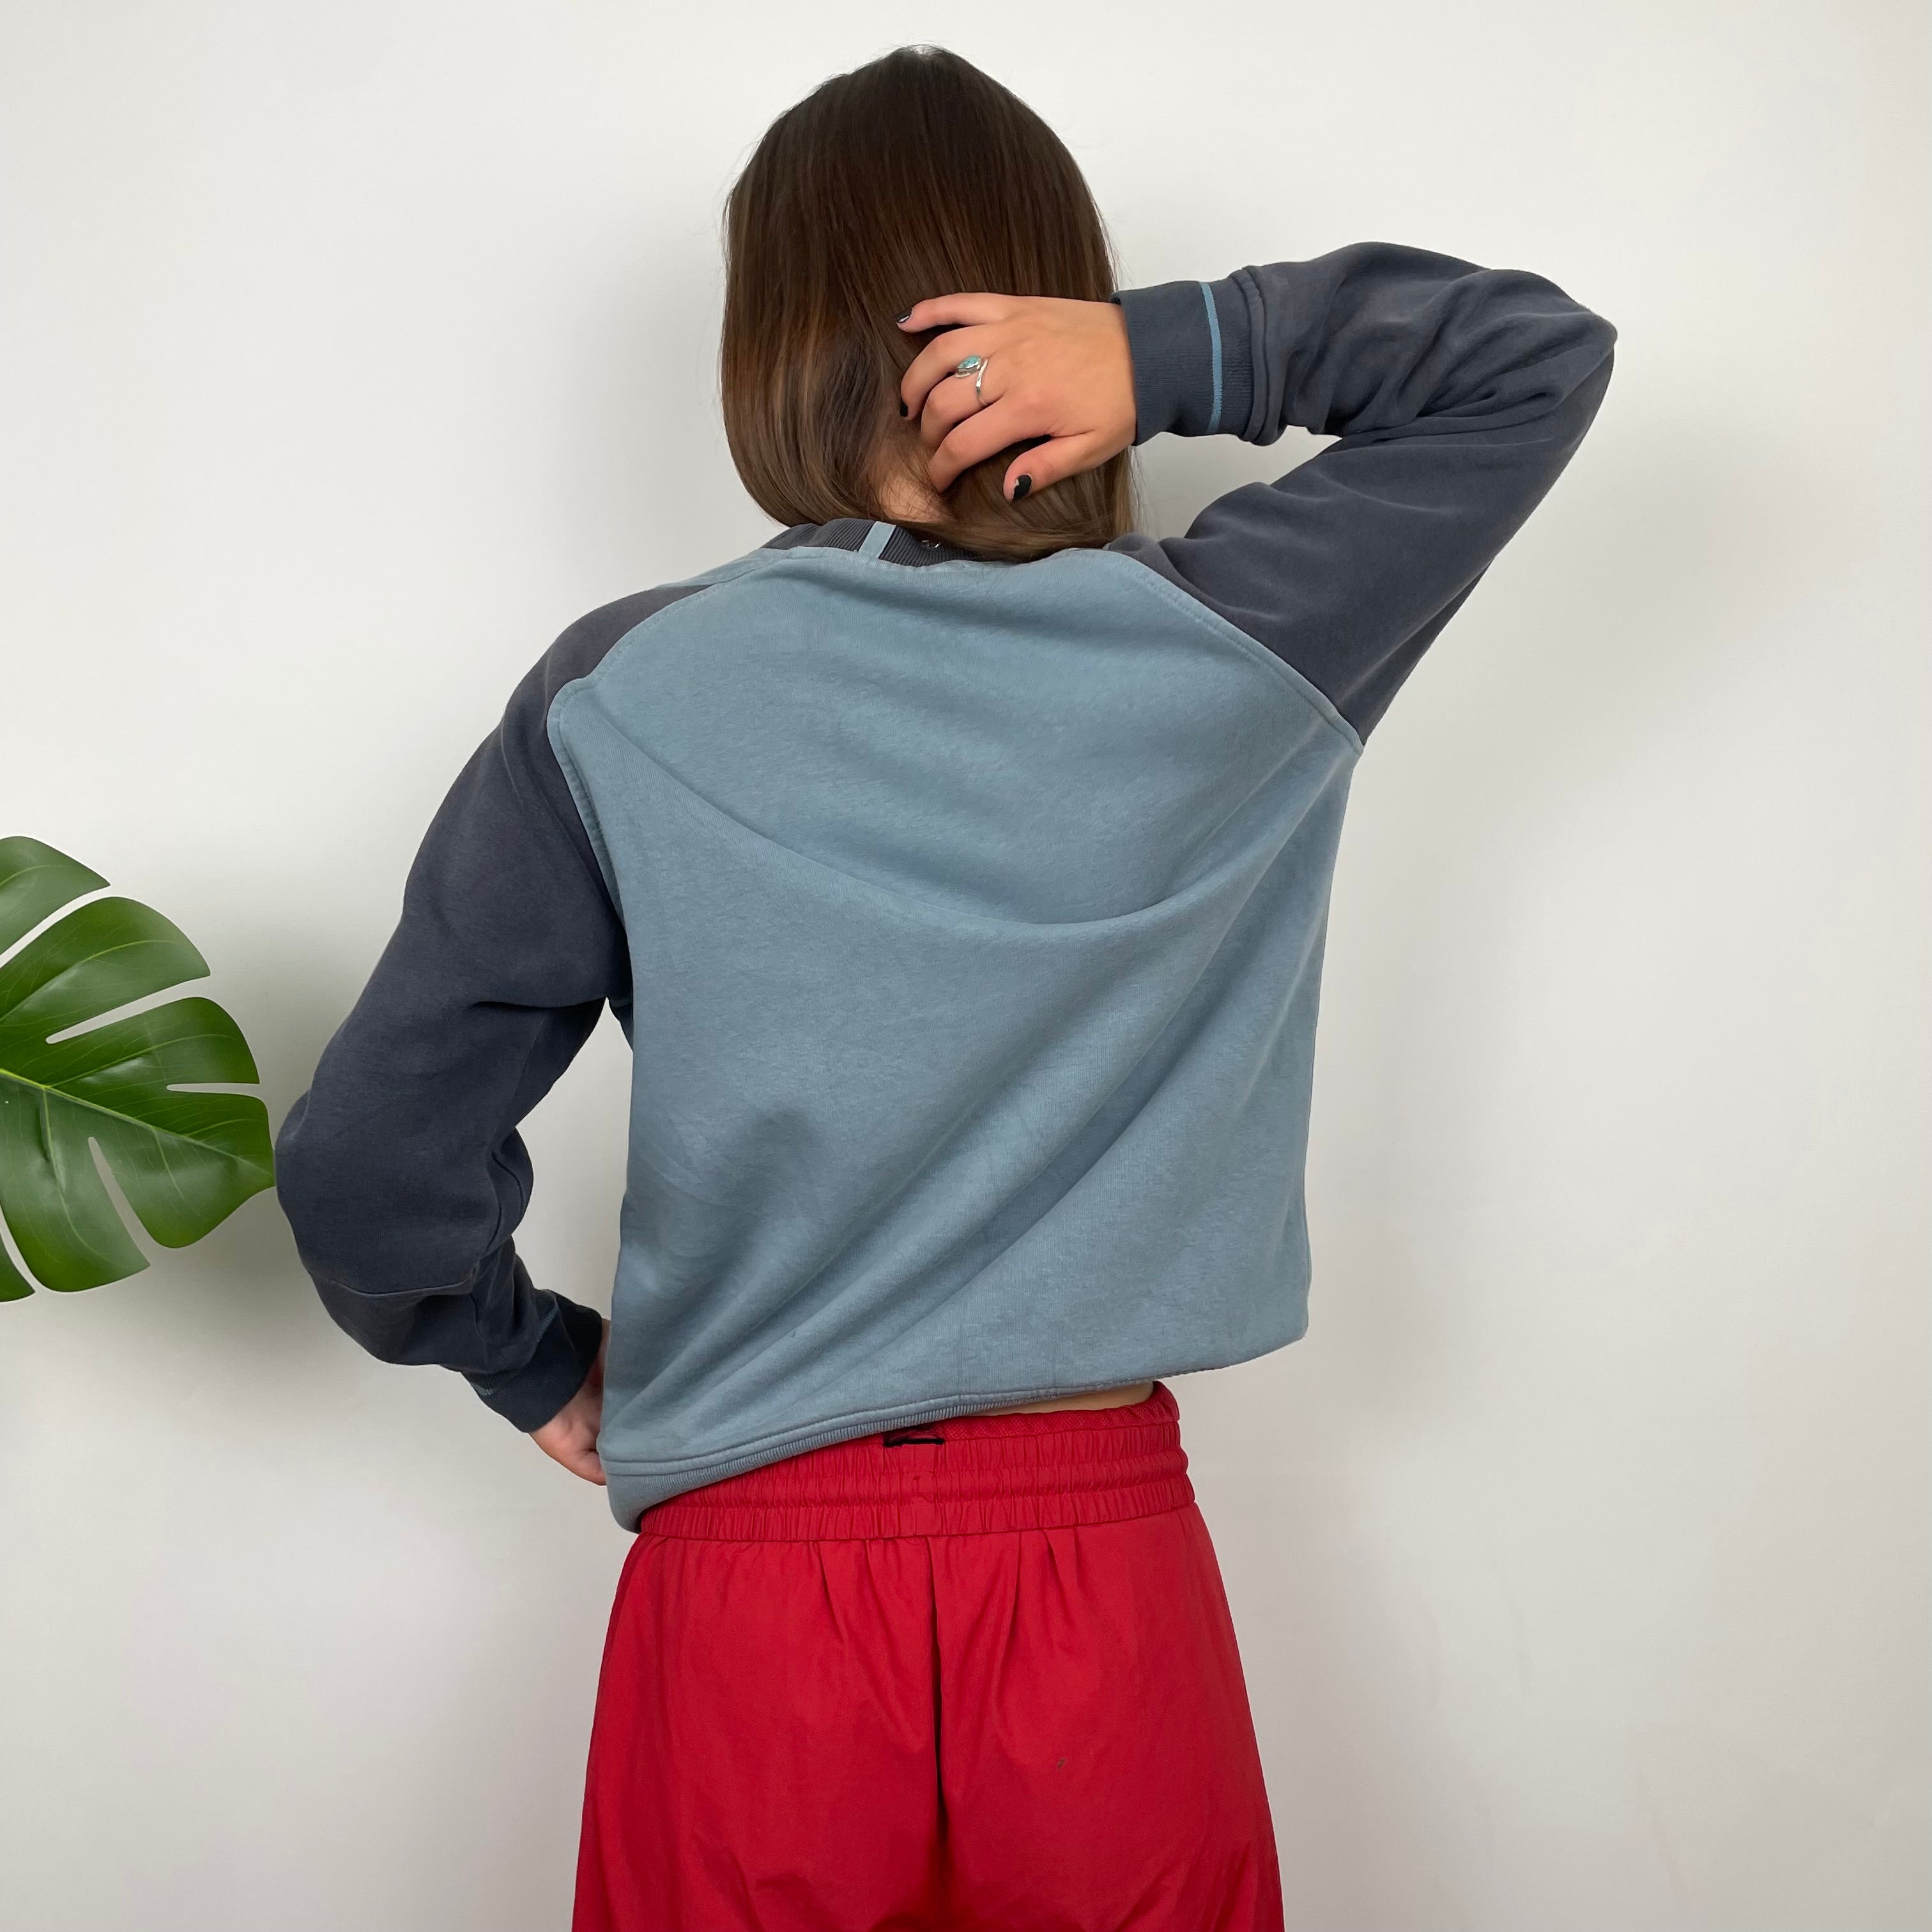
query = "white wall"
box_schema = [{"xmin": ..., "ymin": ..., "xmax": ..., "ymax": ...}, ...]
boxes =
[{"xmin": 1, "ymin": 3, "xmax": 1925, "ymax": 1927}]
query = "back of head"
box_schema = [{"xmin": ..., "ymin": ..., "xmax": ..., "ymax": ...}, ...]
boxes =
[{"xmin": 721, "ymin": 46, "xmax": 1133, "ymax": 562}]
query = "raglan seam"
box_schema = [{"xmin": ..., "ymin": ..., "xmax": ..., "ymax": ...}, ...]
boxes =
[
  {"xmin": 542, "ymin": 570, "xmax": 770, "ymax": 901},
  {"xmin": 541, "ymin": 546, "xmax": 1358, "ymax": 953},
  {"xmin": 514, "ymin": 764, "xmax": 619, "ymax": 917},
  {"xmin": 548, "ymin": 568, "xmax": 784, "ymax": 899},
  {"xmin": 554, "ymin": 546, "xmax": 1363, "ymax": 883},
  {"xmin": 1087, "ymin": 548, "xmax": 1365, "ymax": 757},
  {"xmin": 594, "ymin": 540, "xmax": 1364, "ymax": 755}
]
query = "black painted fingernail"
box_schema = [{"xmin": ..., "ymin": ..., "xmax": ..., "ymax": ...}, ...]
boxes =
[
  {"xmin": 895, "ymin": 311, "xmax": 912, "ymax": 325},
  {"xmin": 898, "ymin": 399, "xmax": 908, "ymax": 417},
  {"xmin": 1011, "ymin": 475, "xmax": 1032, "ymax": 501}
]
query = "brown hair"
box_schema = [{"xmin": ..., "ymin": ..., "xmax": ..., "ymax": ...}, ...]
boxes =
[{"xmin": 721, "ymin": 46, "xmax": 1133, "ymax": 562}]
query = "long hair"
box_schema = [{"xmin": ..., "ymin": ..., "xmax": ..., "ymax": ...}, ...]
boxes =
[{"xmin": 721, "ymin": 46, "xmax": 1133, "ymax": 562}]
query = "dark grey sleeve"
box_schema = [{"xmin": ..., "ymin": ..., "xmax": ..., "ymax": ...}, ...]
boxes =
[
  {"xmin": 274, "ymin": 585, "xmax": 694, "ymax": 1430},
  {"xmin": 1110, "ymin": 244, "xmax": 1617, "ymax": 738}
]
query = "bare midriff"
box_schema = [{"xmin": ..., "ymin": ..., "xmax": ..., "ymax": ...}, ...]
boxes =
[{"xmin": 963, "ymin": 1381, "xmax": 1156, "ymax": 1418}]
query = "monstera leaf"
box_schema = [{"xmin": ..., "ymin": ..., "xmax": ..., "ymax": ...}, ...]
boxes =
[{"xmin": 0, "ymin": 836, "xmax": 274, "ymax": 1298}]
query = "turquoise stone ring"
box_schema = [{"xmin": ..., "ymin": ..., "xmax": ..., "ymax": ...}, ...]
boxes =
[{"xmin": 952, "ymin": 352, "xmax": 991, "ymax": 404}]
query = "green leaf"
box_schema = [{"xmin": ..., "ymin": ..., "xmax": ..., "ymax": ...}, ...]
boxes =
[
  {"xmin": 0, "ymin": 1235, "xmax": 31, "ymax": 1301},
  {"xmin": 0, "ymin": 836, "xmax": 275, "ymax": 1295}
]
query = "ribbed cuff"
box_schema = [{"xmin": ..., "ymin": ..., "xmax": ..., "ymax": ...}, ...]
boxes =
[
  {"xmin": 466, "ymin": 1292, "xmax": 604, "ymax": 1431},
  {"xmin": 1113, "ymin": 275, "xmax": 1253, "ymax": 444}
]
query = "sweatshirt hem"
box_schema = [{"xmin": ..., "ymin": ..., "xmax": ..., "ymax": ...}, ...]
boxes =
[{"xmin": 601, "ymin": 1330, "xmax": 1307, "ymax": 1527}]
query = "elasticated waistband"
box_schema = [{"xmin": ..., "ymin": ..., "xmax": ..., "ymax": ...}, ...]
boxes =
[{"xmin": 636, "ymin": 1383, "xmax": 1192, "ymax": 1542}]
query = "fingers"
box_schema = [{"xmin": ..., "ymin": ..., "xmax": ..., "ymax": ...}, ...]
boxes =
[
  {"xmin": 900, "ymin": 323, "xmax": 997, "ymax": 420},
  {"xmin": 898, "ymin": 293, "xmax": 1011, "ymax": 334},
  {"xmin": 915, "ymin": 356, "xmax": 997, "ymax": 450},
  {"xmin": 1000, "ymin": 429, "xmax": 1117, "ymax": 503},
  {"xmin": 927, "ymin": 399, "xmax": 1111, "ymax": 501},
  {"xmin": 926, "ymin": 397, "xmax": 1034, "ymax": 491},
  {"xmin": 546, "ymin": 1430, "xmax": 606, "ymax": 1485},
  {"xmin": 896, "ymin": 292, "xmax": 1135, "ymax": 502},
  {"xmin": 532, "ymin": 1393, "xmax": 608, "ymax": 1483}
]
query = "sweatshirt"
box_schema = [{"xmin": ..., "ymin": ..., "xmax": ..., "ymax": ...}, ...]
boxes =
[{"xmin": 274, "ymin": 243, "xmax": 1616, "ymax": 1528}]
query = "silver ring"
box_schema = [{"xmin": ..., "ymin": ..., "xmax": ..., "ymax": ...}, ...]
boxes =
[{"xmin": 953, "ymin": 353, "xmax": 989, "ymax": 406}]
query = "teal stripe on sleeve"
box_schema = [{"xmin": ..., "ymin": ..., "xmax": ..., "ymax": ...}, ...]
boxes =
[{"xmin": 1199, "ymin": 281, "xmax": 1224, "ymax": 435}]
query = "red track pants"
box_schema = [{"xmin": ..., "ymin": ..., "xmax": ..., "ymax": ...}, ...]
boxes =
[{"xmin": 574, "ymin": 1383, "xmax": 1284, "ymax": 1931}]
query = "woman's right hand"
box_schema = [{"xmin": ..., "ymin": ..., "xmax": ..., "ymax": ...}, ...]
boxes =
[{"xmin": 897, "ymin": 295, "xmax": 1137, "ymax": 503}]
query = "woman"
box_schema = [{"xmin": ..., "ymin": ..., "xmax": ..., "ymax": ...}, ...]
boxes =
[{"xmin": 276, "ymin": 45, "xmax": 1614, "ymax": 1932}]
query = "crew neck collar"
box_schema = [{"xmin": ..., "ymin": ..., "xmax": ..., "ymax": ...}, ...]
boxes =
[{"xmin": 765, "ymin": 519, "xmax": 993, "ymax": 568}]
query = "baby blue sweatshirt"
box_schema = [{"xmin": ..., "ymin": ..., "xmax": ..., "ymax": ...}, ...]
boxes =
[{"xmin": 275, "ymin": 244, "xmax": 1616, "ymax": 1527}]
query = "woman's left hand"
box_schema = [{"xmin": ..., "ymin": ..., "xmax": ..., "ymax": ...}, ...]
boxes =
[
  {"xmin": 898, "ymin": 295, "xmax": 1137, "ymax": 503},
  {"xmin": 531, "ymin": 1319, "xmax": 608, "ymax": 1485}
]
